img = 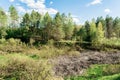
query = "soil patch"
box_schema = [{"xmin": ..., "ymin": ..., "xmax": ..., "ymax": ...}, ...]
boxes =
[{"xmin": 51, "ymin": 51, "xmax": 120, "ymax": 77}]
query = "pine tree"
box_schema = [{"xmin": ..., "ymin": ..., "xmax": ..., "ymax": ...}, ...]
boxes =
[
  {"xmin": 0, "ymin": 8, "xmax": 7, "ymax": 38},
  {"xmin": 89, "ymin": 20, "xmax": 97, "ymax": 46},
  {"xmin": 97, "ymin": 22, "xmax": 104, "ymax": 44},
  {"xmin": 30, "ymin": 10, "xmax": 41, "ymax": 36},
  {"xmin": 78, "ymin": 27, "xmax": 86, "ymax": 42},
  {"xmin": 52, "ymin": 12, "xmax": 65, "ymax": 41},
  {"xmin": 63, "ymin": 13, "xmax": 74, "ymax": 40},
  {"xmin": 84, "ymin": 21, "xmax": 91, "ymax": 42},
  {"xmin": 105, "ymin": 15, "xmax": 113, "ymax": 38},
  {"xmin": 0, "ymin": 8, "xmax": 7, "ymax": 26},
  {"xmin": 21, "ymin": 13, "xmax": 30, "ymax": 27},
  {"xmin": 9, "ymin": 5, "xmax": 19, "ymax": 27},
  {"xmin": 42, "ymin": 12, "xmax": 52, "ymax": 41},
  {"xmin": 113, "ymin": 17, "xmax": 120, "ymax": 38}
]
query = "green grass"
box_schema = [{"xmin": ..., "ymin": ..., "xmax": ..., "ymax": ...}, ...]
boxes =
[
  {"xmin": 65, "ymin": 73, "xmax": 120, "ymax": 80},
  {"xmin": 98, "ymin": 73, "xmax": 120, "ymax": 80},
  {"xmin": 0, "ymin": 55, "xmax": 5, "ymax": 59},
  {"xmin": 65, "ymin": 64, "xmax": 120, "ymax": 80},
  {"xmin": 0, "ymin": 55, "xmax": 8, "ymax": 66}
]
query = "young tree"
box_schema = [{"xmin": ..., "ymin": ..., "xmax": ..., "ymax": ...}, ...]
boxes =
[
  {"xmin": 0, "ymin": 8, "xmax": 7, "ymax": 38},
  {"xmin": 105, "ymin": 15, "xmax": 113, "ymax": 38},
  {"xmin": 30, "ymin": 10, "xmax": 41, "ymax": 28},
  {"xmin": 84, "ymin": 21, "xmax": 91, "ymax": 42},
  {"xmin": 42, "ymin": 12, "xmax": 52, "ymax": 41},
  {"xmin": 52, "ymin": 12, "xmax": 65, "ymax": 41},
  {"xmin": 72, "ymin": 25, "xmax": 79, "ymax": 40},
  {"xmin": 21, "ymin": 13, "xmax": 30, "ymax": 27},
  {"xmin": 0, "ymin": 8, "xmax": 7, "ymax": 27},
  {"xmin": 30, "ymin": 11, "xmax": 41, "ymax": 35},
  {"xmin": 96, "ymin": 22, "xmax": 104, "ymax": 44},
  {"xmin": 77, "ymin": 27, "xmax": 87, "ymax": 42},
  {"xmin": 89, "ymin": 20, "xmax": 97, "ymax": 46},
  {"xmin": 63, "ymin": 13, "xmax": 74, "ymax": 40},
  {"xmin": 96, "ymin": 16, "xmax": 106, "ymax": 29},
  {"xmin": 113, "ymin": 17, "xmax": 120, "ymax": 38},
  {"xmin": 9, "ymin": 5, "xmax": 19, "ymax": 27}
]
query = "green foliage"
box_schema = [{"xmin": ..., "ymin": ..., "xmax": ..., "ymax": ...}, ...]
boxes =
[
  {"xmin": 86, "ymin": 65, "xmax": 103, "ymax": 77},
  {"xmin": 113, "ymin": 17, "xmax": 120, "ymax": 38},
  {"xmin": 9, "ymin": 5, "xmax": 19, "ymax": 27},
  {"xmin": 63, "ymin": 13, "xmax": 74, "ymax": 40},
  {"xmin": 96, "ymin": 16, "xmax": 106, "ymax": 30},
  {"xmin": 38, "ymin": 45, "xmax": 69, "ymax": 58},
  {"xmin": 65, "ymin": 64, "xmax": 120, "ymax": 80},
  {"xmin": 77, "ymin": 27, "xmax": 87, "ymax": 42},
  {"xmin": 0, "ymin": 54, "xmax": 56, "ymax": 80},
  {"xmin": 102, "ymin": 38, "xmax": 120, "ymax": 50},
  {"xmin": 21, "ymin": 13, "xmax": 31, "ymax": 27},
  {"xmin": 0, "ymin": 27, "xmax": 7, "ymax": 38},
  {"xmin": 0, "ymin": 8, "xmax": 7, "ymax": 27},
  {"xmin": 29, "ymin": 10, "xmax": 41, "ymax": 34},
  {"xmin": 105, "ymin": 15, "xmax": 113, "ymax": 38},
  {"xmin": 52, "ymin": 12, "xmax": 65, "ymax": 41},
  {"xmin": 0, "ymin": 38, "xmax": 26, "ymax": 53},
  {"xmin": 0, "ymin": 5, "xmax": 120, "ymax": 49},
  {"xmin": 42, "ymin": 12, "xmax": 53, "ymax": 41},
  {"xmin": 96, "ymin": 22, "xmax": 104, "ymax": 44},
  {"xmin": 84, "ymin": 21, "xmax": 91, "ymax": 42},
  {"xmin": 89, "ymin": 20, "xmax": 97, "ymax": 46},
  {"xmin": 98, "ymin": 73, "xmax": 120, "ymax": 80},
  {"xmin": 9, "ymin": 5, "xmax": 18, "ymax": 21}
]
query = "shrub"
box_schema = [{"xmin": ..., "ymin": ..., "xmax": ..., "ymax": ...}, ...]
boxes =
[
  {"xmin": 8, "ymin": 38, "xmax": 22, "ymax": 46},
  {"xmin": 0, "ymin": 54, "xmax": 57, "ymax": 80},
  {"xmin": 38, "ymin": 45, "xmax": 65, "ymax": 58},
  {"xmin": 102, "ymin": 38, "xmax": 120, "ymax": 49},
  {"xmin": 0, "ymin": 38, "xmax": 26, "ymax": 53},
  {"xmin": 0, "ymin": 38, "xmax": 6, "ymax": 44},
  {"xmin": 103, "ymin": 64, "xmax": 120, "ymax": 76}
]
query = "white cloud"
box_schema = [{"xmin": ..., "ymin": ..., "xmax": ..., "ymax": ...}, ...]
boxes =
[
  {"xmin": 87, "ymin": 0, "xmax": 102, "ymax": 6},
  {"xmin": 50, "ymin": 1, "xmax": 53, "ymax": 5},
  {"xmin": 104, "ymin": 8, "xmax": 111, "ymax": 14},
  {"xmin": 72, "ymin": 15, "xmax": 80, "ymax": 24},
  {"xmin": 73, "ymin": 18, "xmax": 80, "ymax": 24},
  {"xmin": 17, "ymin": 6, "xmax": 26, "ymax": 13},
  {"xmin": 46, "ymin": 8, "xmax": 58, "ymax": 14},
  {"xmin": 19, "ymin": 0, "xmax": 58, "ymax": 14},
  {"xmin": 9, "ymin": 0, "xmax": 14, "ymax": 2}
]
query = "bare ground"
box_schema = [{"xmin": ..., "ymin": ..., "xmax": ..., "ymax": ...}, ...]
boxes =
[{"xmin": 50, "ymin": 50, "xmax": 120, "ymax": 77}]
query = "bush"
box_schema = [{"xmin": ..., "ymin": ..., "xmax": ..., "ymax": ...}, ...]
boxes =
[
  {"xmin": 0, "ymin": 38, "xmax": 6, "ymax": 44},
  {"xmin": 0, "ymin": 38, "xmax": 26, "ymax": 53},
  {"xmin": 102, "ymin": 38, "xmax": 120, "ymax": 50},
  {"xmin": 103, "ymin": 64, "xmax": 120, "ymax": 76},
  {"xmin": 0, "ymin": 54, "xmax": 57, "ymax": 80},
  {"xmin": 38, "ymin": 45, "xmax": 66, "ymax": 58}
]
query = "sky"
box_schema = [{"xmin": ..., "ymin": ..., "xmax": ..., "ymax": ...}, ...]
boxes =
[{"xmin": 0, "ymin": 0, "xmax": 120, "ymax": 24}]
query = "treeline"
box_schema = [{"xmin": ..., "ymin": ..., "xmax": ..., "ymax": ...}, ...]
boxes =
[{"xmin": 0, "ymin": 5, "xmax": 120, "ymax": 46}]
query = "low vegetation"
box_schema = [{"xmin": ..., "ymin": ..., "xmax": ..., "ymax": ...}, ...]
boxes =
[
  {"xmin": 0, "ymin": 54, "xmax": 63, "ymax": 80},
  {"xmin": 65, "ymin": 64, "xmax": 120, "ymax": 80}
]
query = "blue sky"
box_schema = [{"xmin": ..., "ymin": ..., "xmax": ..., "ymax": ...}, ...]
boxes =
[{"xmin": 0, "ymin": 0, "xmax": 120, "ymax": 24}]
